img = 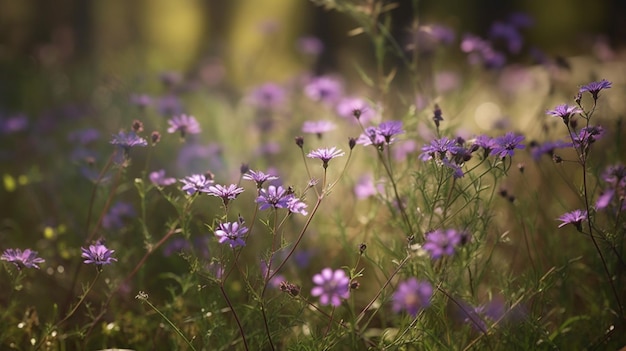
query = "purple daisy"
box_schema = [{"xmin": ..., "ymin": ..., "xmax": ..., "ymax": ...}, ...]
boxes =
[
  {"xmin": 311, "ymin": 268, "xmax": 351, "ymax": 307},
  {"xmin": 490, "ymin": 132, "xmax": 525, "ymax": 158},
  {"xmin": 180, "ymin": 174, "xmax": 214, "ymax": 195},
  {"xmin": 287, "ymin": 196, "xmax": 308, "ymax": 216},
  {"xmin": 81, "ymin": 242, "xmax": 117, "ymax": 266},
  {"xmin": 336, "ymin": 97, "xmax": 376, "ymax": 122},
  {"xmin": 557, "ymin": 209, "xmax": 587, "ymax": 230},
  {"xmin": 529, "ymin": 140, "xmax": 572, "ymax": 161},
  {"xmin": 243, "ymin": 170, "xmax": 279, "ymax": 189},
  {"xmin": 307, "ymin": 147, "xmax": 345, "ymax": 168},
  {"xmin": 257, "ymin": 185, "xmax": 291, "ymax": 210},
  {"xmin": 149, "ymin": 169, "xmax": 177, "ymax": 187},
  {"xmin": 572, "ymin": 126, "xmax": 605, "ymax": 151},
  {"xmin": 110, "ymin": 131, "xmax": 148, "ymax": 152},
  {"xmin": 378, "ymin": 120, "xmax": 405, "ymax": 143},
  {"xmin": 579, "ymin": 79, "xmax": 612, "ymax": 100},
  {"xmin": 302, "ymin": 120, "xmax": 336, "ymax": 138},
  {"xmin": 304, "ymin": 76, "xmax": 343, "ymax": 104},
  {"xmin": 167, "ymin": 114, "xmax": 201, "ymax": 138},
  {"xmin": 356, "ymin": 126, "xmax": 386, "ymax": 148},
  {"xmin": 392, "ymin": 278, "xmax": 433, "ymax": 317},
  {"xmin": 214, "ymin": 221, "xmax": 248, "ymax": 248},
  {"xmin": 1, "ymin": 248, "xmax": 45, "ymax": 269},
  {"xmin": 423, "ymin": 229, "xmax": 466, "ymax": 259},
  {"xmin": 296, "ymin": 36, "xmax": 324, "ymax": 56},
  {"xmin": 248, "ymin": 83, "xmax": 287, "ymax": 110},
  {"xmin": 206, "ymin": 184, "xmax": 244, "ymax": 205},
  {"xmin": 546, "ymin": 104, "xmax": 582, "ymax": 124}
]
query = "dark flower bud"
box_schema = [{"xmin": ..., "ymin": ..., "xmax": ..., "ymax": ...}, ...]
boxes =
[
  {"xmin": 279, "ymin": 281, "xmax": 301, "ymax": 296},
  {"xmin": 240, "ymin": 163, "xmax": 250, "ymax": 174},
  {"xmin": 517, "ymin": 163, "xmax": 525, "ymax": 173},
  {"xmin": 433, "ymin": 104, "xmax": 443, "ymax": 128},
  {"xmin": 295, "ymin": 136, "xmax": 304, "ymax": 148},
  {"xmin": 455, "ymin": 136, "xmax": 465, "ymax": 145},
  {"xmin": 132, "ymin": 120, "xmax": 144, "ymax": 133},
  {"xmin": 575, "ymin": 92, "xmax": 582, "ymax": 105},
  {"xmin": 508, "ymin": 195, "xmax": 515, "ymax": 203},
  {"xmin": 350, "ymin": 280, "xmax": 360, "ymax": 290},
  {"xmin": 349, "ymin": 137, "xmax": 356, "ymax": 150},
  {"xmin": 204, "ymin": 171, "xmax": 215, "ymax": 181},
  {"xmin": 151, "ymin": 131, "xmax": 161, "ymax": 145},
  {"xmin": 553, "ymin": 154, "xmax": 563, "ymax": 163},
  {"xmin": 353, "ymin": 108, "xmax": 362, "ymax": 120},
  {"xmin": 359, "ymin": 243, "xmax": 367, "ymax": 254},
  {"xmin": 286, "ymin": 186, "xmax": 294, "ymax": 195},
  {"xmin": 499, "ymin": 189, "xmax": 508, "ymax": 198}
]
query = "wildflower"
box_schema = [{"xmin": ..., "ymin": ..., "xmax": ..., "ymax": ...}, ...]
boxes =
[
  {"xmin": 296, "ymin": 36, "xmax": 324, "ymax": 56},
  {"xmin": 304, "ymin": 76, "xmax": 343, "ymax": 104},
  {"xmin": 102, "ymin": 202, "xmax": 135, "ymax": 230},
  {"xmin": 572, "ymin": 126, "xmax": 604, "ymax": 152},
  {"xmin": 151, "ymin": 131, "xmax": 161, "ymax": 145},
  {"xmin": 490, "ymin": 132, "xmax": 525, "ymax": 159},
  {"xmin": 81, "ymin": 242, "xmax": 117, "ymax": 265},
  {"xmin": 356, "ymin": 126, "xmax": 386, "ymax": 148},
  {"xmin": 307, "ymin": 147, "xmax": 345, "ymax": 168},
  {"xmin": 68, "ymin": 128, "xmax": 100, "ymax": 145},
  {"xmin": 420, "ymin": 137, "xmax": 470, "ymax": 178},
  {"xmin": 354, "ymin": 174, "xmax": 379, "ymax": 200},
  {"xmin": 162, "ymin": 238, "xmax": 192, "ymax": 257},
  {"xmin": 110, "ymin": 131, "xmax": 148, "ymax": 154},
  {"xmin": 419, "ymin": 137, "xmax": 457, "ymax": 161},
  {"xmin": 472, "ymin": 135, "xmax": 496, "ymax": 156},
  {"xmin": 156, "ymin": 94, "xmax": 184, "ymax": 116},
  {"xmin": 280, "ymin": 281, "xmax": 302, "ymax": 297},
  {"xmin": 529, "ymin": 140, "xmax": 572, "ymax": 161},
  {"xmin": 378, "ymin": 120, "xmax": 405, "ymax": 143},
  {"xmin": 257, "ymin": 185, "xmax": 291, "ymax": 210},
  {"xmin": 546, "ymin": 104, "xmax": 582, "ymax": 125},
  {"xmin": 311, "ymin": 268, "xmax": 350, "ymax": 307},
  {"xmin": 336, "ymin": 97, "xmax": 376, "ymax": 123},
  {"xmin": 248, "ymin": 83, "xmax": 286, "ymax": 110},
  {"xmin": 214, "ymin": 221, "xmax": 248, "ymax": 248},
  {"xmin": 557, "ymin": 209, "xmax": 587, "ymax": 230},
  {"xmin": 287, "ymin": 196, "xmax": 308, "ymax": 216},
  {"xmin": 132, "ymin": 119, "xmax": 144, "ymax": 133},
  {"xmin": 1, "ymin": 248, "xmax": 45, "ymax": 269},
  {"xmin": 0, "ymin": 114, "xmax": 28, "ymax": 135},
  {"xmin": 167, "ymin": 114, "xmax": 201, "ymax": 138},
  {"xmin": 129, "ymin": 93, "xmax": 153, "ymax": 109},
  {"xmin": 392, "ymin": 278, "xmax": 433, "ymax": 317},
  {"xmin": 423, "ymin": 229, "xmax": 466, "ymax": 259},
  {"xmin": 206, "ymin": 184, "xmax": 244, "ymax": 205},
  {"xmin": 243, "ymin": 170, "xmax": 279, "ymax": 189},
  {"xmin": 595, "ymin": 164, "xmax": 626, "ymax": 210},
  {"xmin": 579, "ymin": 79, "xmax": 612, "ymax": 100},
  {"xmin": 180, "ymin": 174, "xmax": 214, "ymax": 195},
  {"xmin": 149, "ymin": 169, "xmax": 176, "ymax": 187},
  {"xmin": 302, "ymin": 120, "xmax": 336, "ymax": 138}
]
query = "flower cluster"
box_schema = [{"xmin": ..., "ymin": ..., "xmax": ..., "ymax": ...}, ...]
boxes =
[
  {"xmin": 256, "ymin": 185, "xmax": 308, "ymax": 215},
  {"xmin": 356, "ymin": 120, "xmax": 405, "ymax": 148}
]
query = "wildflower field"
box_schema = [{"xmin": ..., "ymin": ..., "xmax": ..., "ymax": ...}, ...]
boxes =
[{"xmin": 1, "ymin": 1, "xmax": 625, "ymax": 350}]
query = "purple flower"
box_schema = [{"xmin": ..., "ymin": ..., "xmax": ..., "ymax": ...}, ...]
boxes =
[
  {"xmin": 419, "ymin": 137, "xmax": 457, "ymax": 161},
  {"xmin": 354, "ymin": 174, "xmax": 379, "ymax": 200},
  {"xmin": 546, "ymin": 104, "xmax": 582, "ymax": 124},
  {"xmin": 248, "ymin": 83, "xmax": 287, "ymax": 110},
  {"xmin": 529, "ymin": 140, "xmax": 572, "ymax": 161},
  {"xmin": 304, "ymin": 76, "xmax": 343, "ymax": 104},
  {"xmin": 378, "ymin": 120, "xmax": 405, "ymax": 143},
  {"xmin": 149, "ymin": 169, "xmax": 176, "ymax": 187},
  {"xmin": 102, "ymin": 202, "xmax": 135, "ymax": 230},
  {"xmin": 357, "ymin": 126, "xmax": 386, "ymax": 147},
  {"xmin": 162, "ymin": 238, "xmax": 192, "ymax": 257},
  {"xmin": 167, "ymin": 114, "xmax": 201, "ymax": 138},
  {"xmin": 243, "ymin": 170, "xmax": 279, "ymax": 189},
  {"xmin": 579, "ymin": 79, "xmax": 612, "ymax": 100},
  {"xmin": 420, "ymin": 137, "xmax": 470, "ymax": 178},
  {"xmin": 423, "ymin": 229, "xmax": 466, "ymax": 259},
  {"xmin": 1, "ymin": 248, "xmax": 45, "ymax": 269},
  {"xmin": 392, "ymin": 278, "xmax": 433, "ymax": 317},
  {"xmin": 257, "ymin": 185, "xmax": 291, "ymax": 210},
  {"xmin": 302, "ymin": 120, "xmax": 336, "ymax": 138},
  {"xmin": 0, "ymin": 114, "xmax": 28, "ymax": 135},
  {"xmin": 557, "ymin": 209, "xmax": 587, "ymax": 230},
  {"xmin": 129, "ymin": 93, "xmax": 153, "ymax": 109},
  {"xmin": 595, "ymin": 164, "xmax": 626, "ymax": 211},
  {"xmin": 572, "ymin": 126, "xmax": 605, "ymax": 151},
  {"xmin": 214, "ymin": 221, "xmax": 248, "ymax": 248},
  {"xmin": 336, "ymin": 97, "xmax": 376, "ymax": 123},
  {"xmin": 157, "ymin": 94, "xmax": 184, "ymax": 116},
  {"xmin": 296, "ymin": 36, "xmax": 324, "ymax": 55},
  {"xmin": 489, "ymin": 22, "xmax": 523, "ymax": 54},
  {"xmin": 307, "ymin": 147, "xmax": 345, "ymax": 168},
  {"xmin": 206, "ymin": 184, "xmax": 244, "ymax": 205},
  {"xmin": 287, "ymin": 196, "xmax": 308, "ymax": 216},
  {"xmin": 110, "ymin": 131, "xmax": 148, "ymax": 152},
  {"xmin": 180, "ymin": 174, "xmax": 214, "ymax": 195},
  {"xmin": 68, "ymin": 128, "xmax": 101, "ymax": 145},
  {"xmin": 490, "ymin": 132, "xmax": 525, "ymax": 158},
  {"xmin": 311, "ymin": 268, "xmax": 350, "ymax": 307},
  {"xmin": 472, "ymin": 135, "xmax": 496, "ymax": 155},
  {"xmin": 81, "ymin": 242, "xmax": 117, "ymax": 265}
]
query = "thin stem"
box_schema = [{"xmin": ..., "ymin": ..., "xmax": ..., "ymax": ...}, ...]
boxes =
[{"xmin": 138, "ymin": 294, "xmax": 198, "ymax": 351}]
